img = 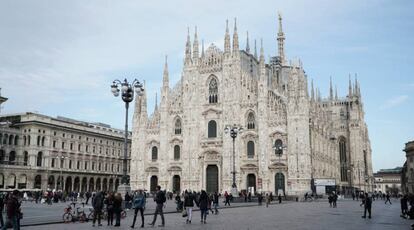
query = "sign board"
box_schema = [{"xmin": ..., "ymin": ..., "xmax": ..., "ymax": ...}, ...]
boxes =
[{"xmin": 314, "ymin": 179, "xmax": 336, "ymax": 186}]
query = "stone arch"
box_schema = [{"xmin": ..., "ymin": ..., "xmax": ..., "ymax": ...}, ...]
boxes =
[
  {"xmin": 338, "ymin": 136, "xmax": 348, "ymax": 182},
  {"xmin": 246, "ymin": 173, "xmax": 256, "ymax": 192},
  {"xmin": 37, "ymin": 151, "xmax": 43, "ymax": 167},
  {"xmin": 246, "ymin": 111, "xmax": 256, "ymax": 129},
  {"xmin": 14, "ymin": 135, "xmax": 19, "ymax": 145},
  {"xmin": 8, "ymin": 151, "xmax": 16, "ymax": 165},
  {"xmin": 0, "ymin": 149, "xmax": 4, "ymax": 164},
  {"xmin": 48, "ymin": 175, "xmax": 55, "ymax": 189},
  {"xmin": 208, "ymin": 120, "xmax": 217, "ymax": 138},
  {"xmin": 18, "ymin": 174, "xmax": 27, "ymax": 189},
  {"xmin": 74, "ymin": 177, "xmax": 80, "ymax": 192},
  {"xmin": 115, "ymin": 178, "xmax": 120, "ymax": 191},
  {"xmin": 206, "ymin": 165, "xmax": 219, "ymax": 193},
  {"xmin": 34, "ymin": 175, "xmax": 42, "ymax": 189},
  {"xmin": 23, "ymin": 151, "xmax": 28, "ymax": 166},
  {"xmin": 275, "ymin": 172, "xmax": 285, "ymax": 195},
  {"xmin": 151, "ymin": 146, "xmax": 158, "ymax": 161},
  {"xmin": 102, "ymin": 178, "xmax": 108, "ymax": 192},
  {"xmin": 8, "ymin": 134, "xmax": 14, "ymax": 145},
  {"xmin": 150, "ymin": 175, "xmax": 158, "ymax": 193},
  {"xmin": 247, "ymin": 141, "xmax": 255, "ymax": 158},
  {"xmin": 41, "ymin": 136, "xmax": 46, "ymax": 146},
  {"xmin": 81, "ymin": 177, "xmax": 87, "ymax": 192},
  {"xmin": 65, "ymin": 176, "xmax": 72, "ymax": 192},
  {"xmin": 109, "ymin": 178, "xmax": 114, "ymax": 192},
  {"xmin": 96, "ymin": 178, "xmax": 101, "ymax": 191},
  {"xmin": 7, "ymin": 174, "xmax": 16, "ymax": 189},
  {"xmin": 174, "ymin": 116, "xmax": 182, "ymax": 135},
  {"xmin": 172, "ymin": 175, "xmax": 181, "ymax": 193},
  {"xmin": 3, "ymin": 134, "xmax": 8, "ymax": 144},
  {"xmin": 89, "ymin": 178, "xmax": 95, "ymax": 192},
  {"xmin": 174, "ymin": 145, "xmax": 180, "ymax": 160},
  {"xmin": 207, "ymin": 75, "xmax": 218, "ymax": 104}
]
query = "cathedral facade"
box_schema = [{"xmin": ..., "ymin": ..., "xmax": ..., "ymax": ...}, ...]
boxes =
[{"xmin": 130, "ymin": 15, "xmax": 373, "ymax": 196}]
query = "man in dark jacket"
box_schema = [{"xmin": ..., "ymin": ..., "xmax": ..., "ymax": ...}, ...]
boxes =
[
  {"xmin": 92, "ymin": 192, "xmax": 104, "ymax": 227},
  {"xmin": 362, "ymin": 193, "xmax": 372, "ymax": 219},
  {"xmin": 213, "ymin": 192, "xmax": 219, "ymax": 214},
  {"xmin": 85, "ymin": 191, "xmax": 91, "ymax": 205},
  {"xmin": 198, "ymin": 190, "xmax": 209, "ymax": 224},
  {"xmin": 2, "ymin": 190, "xmax": 20, "ymax": 230},
  {"xmin": 149, "ymin": 185, "xmax": 165, "ymax": 227},
  {"xmin": 0, "ymin": 194, "xmax": 4, "ymax": 228}
]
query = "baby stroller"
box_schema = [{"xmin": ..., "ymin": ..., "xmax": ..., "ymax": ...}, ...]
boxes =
[{"xmin": 176, "ymin": 200, "xmax": 183, "ymax": 212}]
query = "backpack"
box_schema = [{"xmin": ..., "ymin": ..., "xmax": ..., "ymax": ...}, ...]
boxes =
[{"xmin": 160, "ymin": 191, "xmax": 166, "ymax": 203}]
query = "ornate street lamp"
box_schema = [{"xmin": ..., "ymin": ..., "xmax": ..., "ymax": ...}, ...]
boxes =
[
  {"xmin": 224, "ymin": 124, "xmax": 243, "ymax": 197},
  {"xmin": 111, "ymin": 78, "xmax": 144, "ymax": 195}
]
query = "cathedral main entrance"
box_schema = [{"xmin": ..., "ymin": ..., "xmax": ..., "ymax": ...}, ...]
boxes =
[
  {"xmin": 150, "ymin": 175, "xmax": 158, "ymax": 193},
  {"xmin": 275, "ymin": 173, "xmax": 285, "ymax": 195},
  {"xmin": 172, "ymin": 175, "xmax": 180, "ymax": 193},
  {"xmin": 206, "ymin": 165, "xmax": 218, "ymax": 193},
  {"xmin": 246, "ymin": 174, "xmax": 256, "ymax": 192}
]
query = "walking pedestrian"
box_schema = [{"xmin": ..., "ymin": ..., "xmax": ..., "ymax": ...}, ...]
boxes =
[
  {"xmin": 385, "ymin": 193, "xmax": 392, "ymax": 204},
  {"xmin": 213, "ymin": 192, "xmax": 219, "ymax": 214},
  {"xmin": 0, "ymin": 193, "xmax": 4, "ymax": 228},
  {"xmin": 113, "ymin": 193, "xmax": 123, "ymax": 227},
  {"xmin": 258, "ymin": 193, "xmax": 263, "ymax": 206},
  {"xmin": 2, "ymin": 190, "xmax": 21, "ymax": 230},
  {"xmin": 125, "ymin": 192, "xmax": 132, "ymax": 210},
  {"xmin": 105, "ymin": 192, "xmax": 114, "ymax": 226},
  {"xmin": 332, "ymin": 192, "xmax": 338, "ymax": 208},
  {"xmin": 148, "ymin": 185, "xmax": 166, "ymax": 227},
  {"xmin": 362, "ymin": 193, "xmax": 372, "ymax": 219},
  {"xmin": 278, "ymin": 194, "xmax": 282, "ymax": 204},
  {"xmin": 328, "ymin": 193, "xmax": 333, "ymax": 207},
  {"xmin": 131, "ymin": 190, "xmax": 146, "ymax": 228},
  {"xmin": 401, "ymin": 195, "xmax": 408, "ymax": 218},
  {"xmin": 184, "ymin": 190, "xmax": 195, "ymax": 224},
  {"xmin": 85, "ymin": 191, "xmax": 91, "ymax": 205},
  {"xmin": 198, "ymin": 190, "xmax": 209, "ymax": 224},
  {"xmin": 224, "ymin": 191, "xmax": 230, "ymax": 206},
  {"xmin": 265, "ymin": 193, "xmax": 270, "ymax": 208},
  {"xmin": 92, "ymin": 191, "xmax": 104, "ymax": 227}
]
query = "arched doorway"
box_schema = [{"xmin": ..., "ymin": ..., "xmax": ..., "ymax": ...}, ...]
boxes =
[
  {"xmin": 102, "ymin": 178, "xmax": 108, "ymax": 192},
  {"xmin": 96, "ymin": 178, "xmax": 101, "ymax": 191},
  {"xmin": 206, "ymin": 165, "xmax": 218, "ymax": 193},
  {"xmin": 74, "ymin": 177, "xmax": 80, "ymax": 192},
  {"xmin": 34, "ymin": 175, "xmax": 42, "ymax": 189},
  {"xmin": 57, "ymin": 176, "xmax": 64, "ymax": 191},
  {"xmin": 18, "ymin": 174, "xmax": 27, "ymax": 189},
  {"xmin": 89, "ymin": 178, "xmax": 95, "ymax": 192},
  {"xmin": 150, "ymin": 176, "xmax": 158, "ymax": 193},
  {"xmin": 48, "ymin": 176, "xmax": 55, "ymax": 190},
  {"xmin": 109, "ymin": 178, "xmax": 114, "ymax": 192},
  {"xmin": 275, "ymin": 173, "xmax": 285, "ymax": 195},
  {"xmin": 65, "ymin": 177, "xmax": 72, "ymax": 192},
  {"xmin": 246, "ymin": 174, "xmax": 256, "ymax": 193},
  {"xmin": 81, "ymin": 178, "xmax": 87, "ymax": 192},
  {"xmin": 115, "ymin": 178, "xmax": 119, "ymax": 191},
  {"xmin": 172, "ymin": 175, "xmax": 180, "ymax": 193}
]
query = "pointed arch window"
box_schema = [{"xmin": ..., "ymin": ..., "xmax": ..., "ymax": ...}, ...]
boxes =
[
  {"xmin": 247, "ymin": 112, "xmax": 255, "ymax": 129},
  {"xmin": 208, "ymin": 120, "xmax": 217, "ymax": 138},
  {"xmin": 174, "ymin": 118, "xmax": 182, "ymax": 135},
  {"xmin": 339, "ymin": 137, "xmax": 348, "ymax": 182},
  {"xmin": 151, "ymin": 146, "xmax": 158, "ymax": 161},
  {"xmin": 247, "ymin": 141, "xmax": 255, "ymax": 158},
  {"xmin": 208, "ymin": 78, "xmax": 218, "ymax": 103},
  {"xmin": 174, "ymin": 145, "xmax": 180, "ymax": 160}
]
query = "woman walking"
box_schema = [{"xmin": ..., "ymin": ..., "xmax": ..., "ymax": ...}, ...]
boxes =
[
  {"xmin": 131, "ymin": 190, "xmax": 146, "ymax": 228},
  {"xmin": 184, "ymin": 190, "xmax": 195, "ymax": 224},
  {"xmin": 198, "ymin": 190, "xmax": 209, "ymax": 224}
]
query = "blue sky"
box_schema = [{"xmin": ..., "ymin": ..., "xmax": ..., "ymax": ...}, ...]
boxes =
[{"xmin": 0, "ymin": 0, "xmax": 413, "ymax": 171}]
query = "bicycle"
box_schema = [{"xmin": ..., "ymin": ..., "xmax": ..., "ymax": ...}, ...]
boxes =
[
  {"xmin": 88, "ymin": 208, "xmax": 108, "ymax": 220},
  {"xmin": 62, "ymin": 203, "xmax": 87, "ymax": 223}
]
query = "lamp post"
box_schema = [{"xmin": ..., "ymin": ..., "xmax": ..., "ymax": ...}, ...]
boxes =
[
  {"xmin": 110, "ymin": 78, "xmax": 144, "ymax": 195},
  {"xmin": 224, "ymin": 124, "xmax": 243, "ymax": 197},
  {"xmin": 56, "ymin": 156, "xmax": 67, "ymax": 191}
]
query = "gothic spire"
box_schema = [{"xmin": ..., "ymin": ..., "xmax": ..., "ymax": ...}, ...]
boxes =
[
  {"xmin": 329, "ymin": 76, "xmax": 333, "ymax": 100},
  {"xmin": 193, "ymin": 26, "xmax": 199, "ymax": 59},
  {"xmin": 277, "ymin": 12, "xmax": 286, "ymax": 64},
  {"xmin": 141, "ymin": 80, "xmax": 147, "ymax": 116},
  {"xmin": 163, "ymin": 55, "xmax": 169, "ymax": 87},
  {"xmin": 311, "ymin": 79, "xmax": 315, "ymax": 101},
  {"xmin": 348, "ymin": 74, "xmax": 353, "ymax": 97},
  {"xmin": 185, "ymin": 27, "xmax": 192, "ymax": 64},
  {"xmin": 232, "ymin": 18, "xmax": 239, "ymax": 54},
  {"xmin": 259, "ymin": 38, "xmax": 264, "ymax": 63},
  {"xmin": 254, "ymin": 39, "xmax": 258, "ymax": 59},
  {"xmin": 201, "ymin": 39, "xmax": 205, "ymax": 57},
  {"xmin": 224, "ymin": 19, "xmax": 231, "ymax": 53},
  {"xmin": 335, "ymin": 85, "xmax": 338, "ymax": 100},
  {"xmin": 246, "ymin": 31, "xmax": 250, "ymax": 53},
  {"xmin": 154, "ymin": 92, "xmax": 158, "ymax": 111},
  {"xmin": 354, "ymin": 73, "xmax": 360, "ymax": 97}
]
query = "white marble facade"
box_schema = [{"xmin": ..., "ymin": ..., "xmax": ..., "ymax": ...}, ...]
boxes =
[{"xmin": 130, "ymin": 15, "xmax": 373, "ymax": 196}]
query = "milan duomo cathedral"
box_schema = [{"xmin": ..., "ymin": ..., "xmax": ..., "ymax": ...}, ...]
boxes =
[{"xmin": 130, "ymin": 14, "xmax": 373, "ymax": 196}]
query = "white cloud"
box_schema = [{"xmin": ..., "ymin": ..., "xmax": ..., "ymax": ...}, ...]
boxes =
[{"xmin": 380, "ymin": 95, "xmax": 409, "ymax": 110}]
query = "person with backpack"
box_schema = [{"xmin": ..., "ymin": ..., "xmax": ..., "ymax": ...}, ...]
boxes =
[
  {"xmin": 2, "ymin": 190, "xmax": 21, "ymax": 230},
  {"xmin": 148, "ymin": 185, "xmax": 166, "ymax": 227},
  {"xmin": 184, "ymin": 190, "xmax": 195, "ymax": 224},
  {"xmin": 131, "ymin": 190, "xmax": 146, "ymax": 228},
  {"xmin": 113, "ymin": 193, "xmax": 123, "ymax": 227},
  {"xmin": 362, "ymin": 193, "xmax": 372, "ymax": 219}
]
